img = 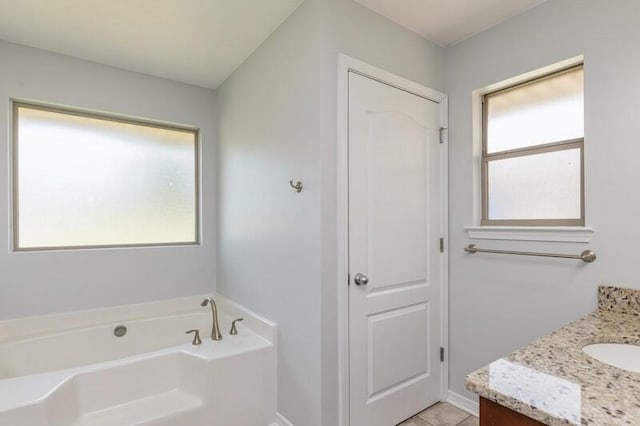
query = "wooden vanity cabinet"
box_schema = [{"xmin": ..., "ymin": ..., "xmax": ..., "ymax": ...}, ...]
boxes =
[{"xmin": 480, "ymin": 397, "xmax": 545, "ymax": 426}]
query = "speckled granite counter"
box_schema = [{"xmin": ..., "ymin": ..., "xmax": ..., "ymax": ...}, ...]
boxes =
[{"xmin": 466, "ymin": 286, "xmax": 640, "ymax": 425}]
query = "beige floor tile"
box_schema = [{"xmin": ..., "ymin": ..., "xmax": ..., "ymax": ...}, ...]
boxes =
[
  {"xmin": 417, "ymin": 402, "xmax": 470, "ymax": 426},
  {"xmin": 397, "ymin": 415, "xmax": 430, "ymax": 426},
  {"xmin": 457, "ymin": 416, "xmax": 479, "ymax": 426}
]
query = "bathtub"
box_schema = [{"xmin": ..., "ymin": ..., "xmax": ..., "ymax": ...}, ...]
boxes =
[{"xmin": 0, "ymin": 294, "xmax": 277, "ymax": 426}]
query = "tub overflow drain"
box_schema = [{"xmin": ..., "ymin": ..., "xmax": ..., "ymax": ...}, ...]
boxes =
[{"xmin": 113, "ymin": 325, "xmax": 127, "ymax": 337}]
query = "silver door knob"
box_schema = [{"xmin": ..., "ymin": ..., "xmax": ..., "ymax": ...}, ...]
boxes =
[{"xmin": 354, "ymin": 273, "xmax": 369, "ymax": 286}]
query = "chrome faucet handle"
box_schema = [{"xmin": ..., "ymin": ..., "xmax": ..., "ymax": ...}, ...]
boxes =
[
  {"xmin": 230, "ymin": 318, "xmax": 244, "ymax": 335},
  {"xmin": 185, "ymin": 329, "xmax": 202, "ymax": 345}
]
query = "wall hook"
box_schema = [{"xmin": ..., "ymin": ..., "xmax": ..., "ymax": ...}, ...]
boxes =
[{"xmin": 289, "ymin": 180, "xmax": 303, "ymax": 193}]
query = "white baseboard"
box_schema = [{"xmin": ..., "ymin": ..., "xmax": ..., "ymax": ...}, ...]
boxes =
[
  {"xmin": 272, "ymin": 412, "xmax": 293, "ymax": 426},
  {"xmin": 447, "ymin": 390, "xmax": 479, "ymax": 417}
]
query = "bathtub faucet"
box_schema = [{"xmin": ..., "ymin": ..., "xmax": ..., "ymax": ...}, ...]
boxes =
[{"xmin": 200, "ymin": 297, "xmax": 223, "ymax": 340}]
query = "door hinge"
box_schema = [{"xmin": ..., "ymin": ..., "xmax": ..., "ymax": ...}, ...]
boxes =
[
  {"xmin": 440, "ymin": 347, "xmax": 445, "ymax": 362},
  {"xmin": 439, "ymin": 127, "xmax": 448, "ymax": 144},
  {"xmin": 439, "ymin": 237, "xmax": 444, "ymax": 253}
]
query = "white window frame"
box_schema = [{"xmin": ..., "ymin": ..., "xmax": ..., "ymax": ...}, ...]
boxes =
[
  {"xmin": 465, "ymin": 56, "xmax": 595, "ymax": 243},
  {"xmin": 11, "ymin": 100, "xmax": 201, "ymax": 251}
]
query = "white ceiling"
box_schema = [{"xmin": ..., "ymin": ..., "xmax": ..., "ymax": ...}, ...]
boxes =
[
  {"xmin": 353, "ymin": 0, "xmax": 548, "ymax": 47},
  {"xmin": 0, "ymin": 0, "xmax": 548, "ymax": 89},
  {"xmin": 0, "ymin": 0, "xmax": 303, "ymax": 89}
]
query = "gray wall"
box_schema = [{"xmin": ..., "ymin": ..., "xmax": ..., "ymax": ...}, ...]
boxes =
[
  {"xmin": 445, "ymin": 0, "xmax": 640, "ymax": 401},
  {"xmin": 0, "ymin": 40, "xmax": 217, "ymax": 320},
  {"xmin": 216, "ymin": 1, "xmax": 324, "ymax": 424},
  {"xmin": 215, "ymin": 0, "xmax": 443, "ymax": 424}
]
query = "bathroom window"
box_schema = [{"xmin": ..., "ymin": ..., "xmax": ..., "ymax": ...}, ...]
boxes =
[
  {"xmin": 481, "ymin": 65, "xmax": 584, "ymax": 226},
  {"xmin": 12, "ymin": 102, "xmax": 199, "ymax": 250}
]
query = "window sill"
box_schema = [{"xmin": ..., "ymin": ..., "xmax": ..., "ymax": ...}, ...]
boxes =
[{"xmin": 464, "ymin": 226, "xmax": 595, "ymax": 243}]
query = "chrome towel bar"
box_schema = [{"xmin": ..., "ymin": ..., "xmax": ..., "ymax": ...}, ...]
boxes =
[{"xmin": 464, "ymin": 244, "xmax": 597, "ymax": 263}]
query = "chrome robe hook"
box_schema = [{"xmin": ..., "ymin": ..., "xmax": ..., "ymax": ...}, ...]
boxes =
[{"xmin": 289, "ymin": 180, "xmax": 303, "ymax": 193}]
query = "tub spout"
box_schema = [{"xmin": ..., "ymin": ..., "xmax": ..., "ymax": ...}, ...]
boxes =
[{"xmin": 200, "ymin": 297, "xmax": 223, "ymax": 340}]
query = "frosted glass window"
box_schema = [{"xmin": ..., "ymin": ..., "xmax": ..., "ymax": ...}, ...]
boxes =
[
  {"xmin": 13, "ymin": 103, "xmax": 198, "ymax": 250},
  {"xmin": 486, "ymin": 67, "xmax": 584, "ymax": 153},
  {"xmin": 482, "ymin": 64, "xmax": 584, "ymax": 226},
  {"xmin": 487, "ymin": 149, "xmax": 582, "ymax": 220}
]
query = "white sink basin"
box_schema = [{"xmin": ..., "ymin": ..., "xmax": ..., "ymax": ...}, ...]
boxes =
[{"xmin": 582, "ymin": 343, "xmax": 640, "ymax": 373}]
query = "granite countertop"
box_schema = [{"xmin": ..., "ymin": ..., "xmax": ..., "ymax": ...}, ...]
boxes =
[{"xmin": 465, "ymin": 286, "xmax": 640, "ymax": 425}]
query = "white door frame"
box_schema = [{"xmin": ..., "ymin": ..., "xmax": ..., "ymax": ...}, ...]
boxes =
[{"xmin": 336, "ymin": 54, "xmax": 449, "ymax": 426}]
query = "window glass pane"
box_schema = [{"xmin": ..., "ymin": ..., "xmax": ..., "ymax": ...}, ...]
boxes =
[
  {"xmin": 16, "ymin": 105, "xmax": 197, "ymax": 249},
  {"xmin": 486, "ymin": 67, "xmax": 583, "ymax": 153},
  {"xmin": 487, "ymin": 148, "xmax": 581, "ymax": 221}
]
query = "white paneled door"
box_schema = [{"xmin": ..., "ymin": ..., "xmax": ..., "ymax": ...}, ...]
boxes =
[{"xmin": 348, "ymin": 71, "xmax": 444, "ymax": 426}]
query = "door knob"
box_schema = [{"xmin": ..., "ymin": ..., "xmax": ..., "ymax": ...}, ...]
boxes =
[{"xmin": 354, "ymin": 273, "xmax": 369, "ymax": 286}]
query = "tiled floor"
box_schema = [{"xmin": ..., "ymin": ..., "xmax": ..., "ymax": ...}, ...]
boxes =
[{"xmin": 397, "ymin": 402, "xmax": 479, "ymax": 426}]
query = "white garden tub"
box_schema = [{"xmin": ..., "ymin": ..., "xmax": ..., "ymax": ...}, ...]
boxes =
[{"xmin": 0, "ymin": 295, "xmax": 277, "ymax": 426}]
